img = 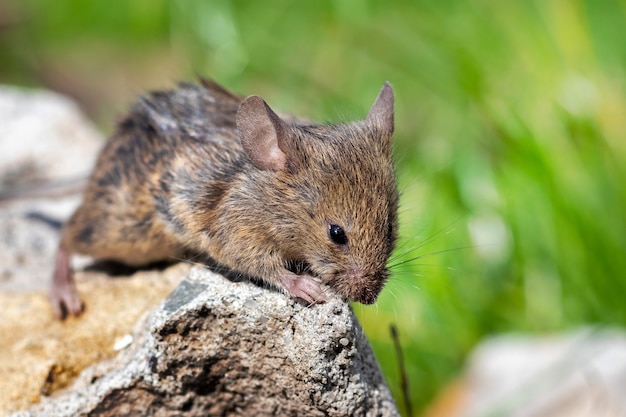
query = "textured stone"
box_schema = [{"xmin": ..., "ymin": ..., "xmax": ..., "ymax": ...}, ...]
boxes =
[
  {"xmin": 0, "ymin": 262, "xmax": 187, "ymax": 417},
  {"xmin": 13, "ymin": 268, "xmax": 398, "ymax": 417},
  {"xmin": 0, "ymin": 85, "xmax": 102, "ymax": 187}
]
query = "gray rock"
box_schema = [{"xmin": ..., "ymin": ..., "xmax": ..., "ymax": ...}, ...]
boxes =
[
  {"xmin": 0, "ymin": 85, "xmax": 102, "ymax": 187},
  {"xmin": 13, "ymin": 267, "xmax": 398, "ymax": 417},
  {"xmin": 0, "ymin": 198, "xmax": 81, "ymax": 292},
  {"xmin": 442, "ymin": 329, "xmax": 626, "ymax": 417}
]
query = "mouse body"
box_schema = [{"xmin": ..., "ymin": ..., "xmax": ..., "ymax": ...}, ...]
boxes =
[{"xmin": 51, "ymin": 79, "xmax": 398, "ymax": 318}]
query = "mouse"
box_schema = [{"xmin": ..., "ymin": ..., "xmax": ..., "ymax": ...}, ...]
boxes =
[{"xmin": 51, "ymin": 78, "xmax": 399, "ymax": 319}]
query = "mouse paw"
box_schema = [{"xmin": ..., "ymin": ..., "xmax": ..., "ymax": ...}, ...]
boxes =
[
  {"xmin": 50, "ymin": 282, "xmax": 84, "ymax": 319},
  {"xmin": 281, "ymin": 272, "xmax": 327, "ymax": 305}
]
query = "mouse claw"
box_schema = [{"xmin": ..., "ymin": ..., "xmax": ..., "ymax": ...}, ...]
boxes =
[{"xmin": 50, "ymin": 283, "xmax": 84, "ymax": 319}]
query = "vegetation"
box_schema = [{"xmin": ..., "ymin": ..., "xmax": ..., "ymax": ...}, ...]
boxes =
[{"xmin": 2, "ymin": 1, "xmax": 624, "ymax": 414}]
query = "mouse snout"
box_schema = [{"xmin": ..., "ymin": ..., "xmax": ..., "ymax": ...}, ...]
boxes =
[{"xmin": 333, "ymin": 266, "xmax": 388, "ymax": 305}]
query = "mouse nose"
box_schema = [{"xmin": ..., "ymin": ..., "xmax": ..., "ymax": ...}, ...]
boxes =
[{"xmin": 338, "ymin": 266, "xmax": 387, "ymax": 304}]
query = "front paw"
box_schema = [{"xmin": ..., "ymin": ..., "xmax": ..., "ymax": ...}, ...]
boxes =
[{"xmin": 281, "ymin": 272, "xmax": 327, "ymax": 305}]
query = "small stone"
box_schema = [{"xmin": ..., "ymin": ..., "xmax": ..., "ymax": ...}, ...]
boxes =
[
  {"xmin": 162, "ymin": 279, "xmax": 208, "ymax": 313},
  {"xmin": 113, "ymin": 334, "xmax": 133, "ymax": 351},
  {"xmin": 243, "ymin": 298, "xmax": 258, "ymax": 309}
]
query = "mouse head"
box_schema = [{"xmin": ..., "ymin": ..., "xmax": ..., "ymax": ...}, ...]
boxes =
[{"xmin": 237, "ymin": 83, "xmax": 398, "ymax": 304}]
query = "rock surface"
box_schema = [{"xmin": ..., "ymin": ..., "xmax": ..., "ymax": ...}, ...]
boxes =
[
  {"xmin": 0, "ymin": 85, "xmax": 102, "ymax": 187},
  {"xmin": 426, "ymin": 329, "xmax": 626, "ymax": 417},
  {"xmin": 13, "ymin": 268, "xmax": 398, "ymax": 417},
  {"xmin": 0, "ymin": 263, "xmax": 187, "ymax": 416}
]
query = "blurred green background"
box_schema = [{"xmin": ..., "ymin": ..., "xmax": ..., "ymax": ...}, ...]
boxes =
[{"xmin": 1, "ymin": 0, "xmax": 625, "ymax": 415}]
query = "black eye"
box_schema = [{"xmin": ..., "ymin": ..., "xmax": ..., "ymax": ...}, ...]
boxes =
[{"xmin": 328, "ymin": 224, "xmax": 348, "ymax": 245}]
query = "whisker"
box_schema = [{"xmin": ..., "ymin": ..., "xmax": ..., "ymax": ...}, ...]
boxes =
[
  {"xmin": 167, "ymin": 255, "xmax": 203, "ymax": 267},
  {"xmin": 389, "ymin": 245, "xmax": 426, "ymax": 263},
  {"xmin": 389, "ymin": 245, "xmax": 475, "ymax": 269},
  {"xmin": 386, "ymin": 288, "xmax": 399, "ymax": 303},
  {"xmin": 389, "ymin": 217, "xmax": 466, "ymax": 265},
  {"xmin": 390, "ymin": 272, "xmax": 426, "ymax": 278},
  {"xmin": 400, "ymin": 217, "xmax": 463, "ymax": 248}
]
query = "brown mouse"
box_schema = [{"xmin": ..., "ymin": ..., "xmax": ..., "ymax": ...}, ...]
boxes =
[{"xmin": 51, "ymin": 78, "xmax": 399, "ymax": 319}]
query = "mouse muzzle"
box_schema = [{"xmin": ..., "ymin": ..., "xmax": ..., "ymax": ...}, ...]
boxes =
[{"xmin": 331, "ymin": 267, "xmax": 388, "ymax": 305}]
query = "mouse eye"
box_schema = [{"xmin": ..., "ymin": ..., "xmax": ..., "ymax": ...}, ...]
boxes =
[{"xmin": 328, "ymin": 224, "xmax": 348, "ymax": 245}]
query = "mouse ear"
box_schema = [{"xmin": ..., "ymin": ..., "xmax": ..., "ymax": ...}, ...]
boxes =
[
  {"xmin": 366, "ymin": 82, "xmax": 394, "ymax": 146},
  {"xmin": 237, "ymin": 95, "xmax": 291, "ymax": 172}
]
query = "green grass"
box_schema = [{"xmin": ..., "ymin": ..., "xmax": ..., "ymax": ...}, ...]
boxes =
[{"xmin": 2, "ymin": 0, "xmax": 625, "ymax": 415}]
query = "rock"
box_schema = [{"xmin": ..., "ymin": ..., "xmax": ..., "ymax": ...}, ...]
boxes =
[
  {"xmin": 425, "ymin": 329, "xmax": 626, "ymax": 417},
  {"xmin": 11, "ymin": 267, "xmax": 398, "ymax": 417},
  {"xmin": 0, "ymin": 198, "xmax": 80, "ymax": 292},
  {"xmin": 0, "ymin": 85, "xmax": 102, "ymax": 187},
  {"xmin": 0, "ymin": 264, "xmax": 186, "ymax": 417}
]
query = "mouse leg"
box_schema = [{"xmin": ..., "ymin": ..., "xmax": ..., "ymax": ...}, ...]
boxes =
[
  {"xmin": 49, "ymin": 245, "xmax": 83, "ymax": 319},
  {"xmin": 278, "ymin": 269, "xmax": 327, "ymax": 305}
]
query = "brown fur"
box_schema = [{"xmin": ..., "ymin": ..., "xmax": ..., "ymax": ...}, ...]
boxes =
[{"xmin": 51, "ymin": 79, "xmax": 398, "ymax": 318}]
